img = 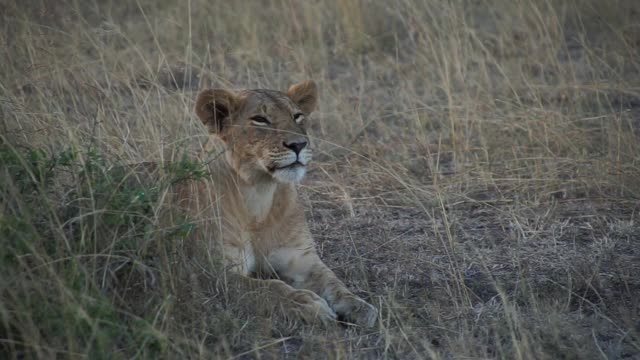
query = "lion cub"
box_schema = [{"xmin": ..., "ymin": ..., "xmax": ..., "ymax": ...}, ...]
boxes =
[{"xmin": 179, "ymin": 81, "xmax": 377, "ymax": 327}]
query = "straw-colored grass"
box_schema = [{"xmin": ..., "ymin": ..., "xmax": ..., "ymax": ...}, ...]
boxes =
[{"xmin": 1, "ymin": 0, "xmax": 639, "ymax": 358}]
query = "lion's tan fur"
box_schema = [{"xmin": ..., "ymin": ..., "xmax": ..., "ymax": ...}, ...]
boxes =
[{"xmin": 171, "ymin": 81, "xmax": 377, "ymax": 327}]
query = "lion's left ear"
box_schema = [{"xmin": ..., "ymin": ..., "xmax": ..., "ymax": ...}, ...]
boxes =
[{"xmin": 287, "ymin": 80, "xmax": 318, "ymax": 114}]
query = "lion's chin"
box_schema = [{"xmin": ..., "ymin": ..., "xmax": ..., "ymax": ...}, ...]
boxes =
[{"xmin": 271, "ymin": 164, "xmax": 306, "ymax": 183}]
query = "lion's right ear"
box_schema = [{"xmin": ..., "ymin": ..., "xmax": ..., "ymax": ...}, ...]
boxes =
[{"xmin": 195, "ymin": 89, "xmax": 238, "ymax": 133}]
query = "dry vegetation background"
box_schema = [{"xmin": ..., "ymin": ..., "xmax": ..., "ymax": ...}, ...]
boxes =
[{"xmin": 1, "ymin": 0, "xmax": 640, "ymax": 358}]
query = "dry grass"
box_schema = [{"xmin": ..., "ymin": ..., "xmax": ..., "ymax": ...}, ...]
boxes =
[{"xmin": 2, "ymin": 0, "xmax": 640, "ymax": 358}]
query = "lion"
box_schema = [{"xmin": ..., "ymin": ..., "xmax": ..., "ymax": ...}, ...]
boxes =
[{"xmin": 173, "ymin": 80, "xmax": 377, "ymax": 327}]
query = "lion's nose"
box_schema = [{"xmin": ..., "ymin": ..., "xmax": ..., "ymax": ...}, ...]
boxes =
[{"xmin": 283, "ymin": 140, "xmax": 308, "ymax": 155}]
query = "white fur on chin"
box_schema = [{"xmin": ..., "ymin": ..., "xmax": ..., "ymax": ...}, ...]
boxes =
[{"xmin": 273, "ymin": 166, "xmax": 306, "ymax": 183}]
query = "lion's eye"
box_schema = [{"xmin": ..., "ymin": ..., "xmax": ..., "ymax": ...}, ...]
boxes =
[
  {"xmin": 293, "ymin": 113, "xmax": 304, "ymax": 124},
  {"xmin": 250, "ymin": 115, "xmax": 271, "ymax": 126}
]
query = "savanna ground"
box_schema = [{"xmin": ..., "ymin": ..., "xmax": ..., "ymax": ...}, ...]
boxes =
[{"xmin": 1, "ymin": 0, "xmax": 640, "ymax": 358}]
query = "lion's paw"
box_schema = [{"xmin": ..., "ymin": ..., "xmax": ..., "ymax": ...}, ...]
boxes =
[
  {"xmin": 290, "ymin": 289, "xmax": 337, "ymax": 325},
  {"xmin": 334, "ymin": 295, "xmax": 377, "ymax": 328}
]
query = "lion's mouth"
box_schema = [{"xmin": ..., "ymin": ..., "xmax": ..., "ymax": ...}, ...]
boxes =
[{"xmin": 272, "ymin": 161, "xmax": 305, "ymax": 171}]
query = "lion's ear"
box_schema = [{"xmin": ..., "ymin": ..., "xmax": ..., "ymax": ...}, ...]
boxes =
[
  {"xmin": 287, "ymin": 80, "xmax": 318, "ymax": 114},
  {"xmin": 195, "ymin": 89, "xmax": 238, "ymax": 133}
]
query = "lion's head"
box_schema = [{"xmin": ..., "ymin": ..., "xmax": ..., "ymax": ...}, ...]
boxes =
[{"xmin": 195, "ymin": 81, "xmax": 317, "ymax": 184}]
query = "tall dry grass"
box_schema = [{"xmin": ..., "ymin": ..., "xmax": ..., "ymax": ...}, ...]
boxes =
[{"xmin": 1, "ymin": 0, "xmax": 639, "ymax": 358}]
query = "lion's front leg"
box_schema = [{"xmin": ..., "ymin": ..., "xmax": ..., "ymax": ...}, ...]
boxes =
[
  {"xmin": 225, "ymin": 273, "xmax": 337, "ymax": 325},
  {"xmin": 222, "ymin": 245, "xmax": 336, "ymax": 325},
  {"xmin": 268, "ymin": 247, "xmax": 378, "ymax": 327}
]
